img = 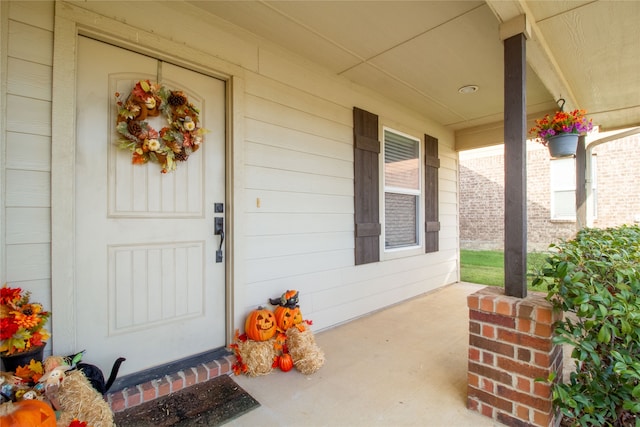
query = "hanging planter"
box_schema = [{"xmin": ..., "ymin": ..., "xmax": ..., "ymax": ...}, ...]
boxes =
[
  {"xmin": 545, "ymin": 132, "xmax": 580, "ymax": 158},
  {"xmin": 529, "ymin": 99, "xmax": 593, "ymax": 158}
]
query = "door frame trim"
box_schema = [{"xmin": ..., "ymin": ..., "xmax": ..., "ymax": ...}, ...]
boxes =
[{"xmin": 52, "ymin": 2, "xmax": 243, "ymax": 355}]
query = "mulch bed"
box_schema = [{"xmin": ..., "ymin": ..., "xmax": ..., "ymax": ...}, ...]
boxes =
[{"xmin": 113, "ymin": 375, "xmax": 259, "ymax": 426}]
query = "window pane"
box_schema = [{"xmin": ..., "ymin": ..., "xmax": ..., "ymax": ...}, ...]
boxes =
[
  {"xmin": 385, "ymin": 193, "xmax": 417, "ymax": 248},
  {"xmin": 550, "ymin": 158, "xmax": 575, "ymax": 218},
  {"xmin": 591, "ymin": 156, "xmax": 597, "ymax": 218},
  {"xmin": 550, "ymin": 158, "xmax": 575, "ymax": 190},
  {"xmin": 384, "ymin": 130, "xmax": 419, "ymax": 189},
  {"xmin": 553, "ymin": 190, "xmax": 575, "ymax": 219}
]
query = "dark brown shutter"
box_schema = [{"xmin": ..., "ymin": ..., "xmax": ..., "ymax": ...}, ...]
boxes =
[
  {"xmin": 353, "ymin": 107, "xmax": 381, "ymax": 265},
  {"xmin": 424, "ymin": 134, "xmax": 440, "ymax": 253}
]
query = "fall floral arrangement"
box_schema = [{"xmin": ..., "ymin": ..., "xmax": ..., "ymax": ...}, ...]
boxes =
[
  {"xmin": 529, "ymin": 108, "xmax": 593, "ymax": 145},
  {"xmin": 115, "ymin": 80, "xmax": 208, "ymax": 173},
  {"xmin": 0, "ymin": 285, "xmax": 50, "ymax": 356}
]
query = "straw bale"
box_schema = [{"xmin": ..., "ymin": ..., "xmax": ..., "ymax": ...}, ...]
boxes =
[
  {"xmin": 286, "ymin": 328, "xmax": 325, "ymax": 375},
  {"xmin": 56, "ymin": 370, "xmax": 114, "ymax": 427},
  {"xmin": 236, "ymin": 339, "xmax": 276, "ymax": 377}
]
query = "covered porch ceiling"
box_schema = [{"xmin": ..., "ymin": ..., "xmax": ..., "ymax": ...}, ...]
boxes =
[{"xmin": 188, "ymin": 0, "xmax": 640, "ymax": 151}]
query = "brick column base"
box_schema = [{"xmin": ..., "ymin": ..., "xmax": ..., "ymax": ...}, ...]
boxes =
[{"xmin": 467, "ymin": 287, "xmax": 563, "ymax": 427}]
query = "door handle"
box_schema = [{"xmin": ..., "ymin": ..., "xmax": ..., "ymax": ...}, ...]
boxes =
[{"xmin": 215, "ymin": 217, "xmax": 224, "ymax": 263}]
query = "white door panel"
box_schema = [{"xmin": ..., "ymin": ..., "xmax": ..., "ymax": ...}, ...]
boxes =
[{"xmin": 76, "ymin": 37, "xmax": 226, "ymax": 376}]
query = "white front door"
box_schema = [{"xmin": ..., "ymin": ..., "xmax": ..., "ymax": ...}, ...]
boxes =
[{"xmin": 75, "ymin": 37, "xmax": 226, "ymax": 376}]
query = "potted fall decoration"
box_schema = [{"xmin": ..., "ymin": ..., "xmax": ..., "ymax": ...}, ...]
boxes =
[
  {"xmin": 0, "ymin": 285, "xmax": 51, "ymax": 372},
  {"xmin": 530, "ymin": 100, "xmax": 593, "ymax": 158}
]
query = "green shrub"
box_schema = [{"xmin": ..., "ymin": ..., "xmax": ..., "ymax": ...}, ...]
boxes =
[{"xmin": 533, "ymin": 225, "xmax": 640, "ymax": 427}]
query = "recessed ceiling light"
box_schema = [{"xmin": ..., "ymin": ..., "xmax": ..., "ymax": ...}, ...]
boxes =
[{"xmin": 458, "ymin": 85, "xmax": 479, "ymax": 94}]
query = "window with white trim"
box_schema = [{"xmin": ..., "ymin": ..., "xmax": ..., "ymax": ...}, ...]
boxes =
[
  {"xmin": 550, "ymin": 156, "xmax": 597, "ymax": 220},
  {"xmin": 383, "ymin": 128, "xmax": 422, "ymax": 250},
  {"xmin": 590, "ymin": 155, "xmax": 598, "ymax": 220}
]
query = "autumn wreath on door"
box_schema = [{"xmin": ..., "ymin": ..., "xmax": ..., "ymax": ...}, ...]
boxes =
[{"xmin": 115, "ymin": 80, "xmax": 208, "ymax": 173}]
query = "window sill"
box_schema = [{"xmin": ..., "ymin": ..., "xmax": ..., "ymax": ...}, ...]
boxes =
[
  {"xmin": 550, "ymin": 219, "xmax": 576, "ymax": 223},
  {"xmin": 383, "ymin": 245, "xmax": 424, "ymax": 260}
]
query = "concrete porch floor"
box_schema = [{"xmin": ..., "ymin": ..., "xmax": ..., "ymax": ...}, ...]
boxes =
[{"xmin": 228, "ymin": 282, "xmax": 499, "ymax": 426}]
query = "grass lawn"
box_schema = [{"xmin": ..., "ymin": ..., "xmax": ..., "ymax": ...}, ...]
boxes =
[{"xmin": 460, "ymin": 249, "xmax": 549, "ymax": 291}]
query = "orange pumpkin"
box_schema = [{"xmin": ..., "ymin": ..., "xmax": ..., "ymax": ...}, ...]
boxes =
[
  {"xmin": 274, "ymin": 305, "xmax": 303, "ymax": 331},
  {"xmin": 0, "ymin": 400, "xmax": 56, "ymax": 427},
  {"xmin": 244, "ymin": 307, "xmax": 276, "ymax": 341},
  {"xmin": 278, "ymin": 353, "xmax": 294, "ymax": 372}
]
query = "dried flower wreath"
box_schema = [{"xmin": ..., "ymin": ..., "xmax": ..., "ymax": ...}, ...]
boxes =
[{"xmin": 115, "ymin": 80, "xmax": 207, "ymax": 173}]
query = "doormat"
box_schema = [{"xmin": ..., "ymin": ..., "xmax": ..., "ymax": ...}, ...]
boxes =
[{"xmin": 113, "ymin": 375, "xmax": 260, "ymax": 427}]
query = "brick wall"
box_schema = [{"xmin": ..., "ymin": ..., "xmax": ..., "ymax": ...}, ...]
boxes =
[
  {"xmin": 459, "ymin": 151, "xmax": 505, "ymax": 249},
  {"xmin": 460, "ymin": 134, "xmax": 640, "ymax": 251},
  {"xmin": 467, "ymin": 287, "xmax": 563, "ymax": 426},
  {"xmin": 591, "ymin": 138, "xmax": 640, "ymax": 228}
]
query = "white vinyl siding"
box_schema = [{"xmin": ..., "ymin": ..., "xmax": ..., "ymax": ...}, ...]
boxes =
[{"xmin": 3, "ymin": 1, "xmax": 54, "ymax": 309}]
